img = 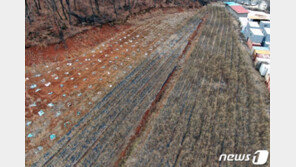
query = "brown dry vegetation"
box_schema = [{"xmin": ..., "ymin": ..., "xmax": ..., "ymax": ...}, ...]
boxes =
[
  {"xmin": 123, "ymin": 5, "xmax": 270, "ymax": 167},
  {"xmin": 25, "ymin": 3, "xmax": 269, "ymax": 167}
]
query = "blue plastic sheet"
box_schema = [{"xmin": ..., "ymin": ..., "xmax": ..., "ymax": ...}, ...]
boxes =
[
  {"xmin": 50, "ymin": 134, "xmax": 56, "ymax": 140},
  {"xmin": 30, "ymin": 84, "xmax": 37, "ymax": 89},
  {"xmin": 26, "ymin": 121, "xmax": 32, "ymax": 126},
  {"xmin": 56, "ymin": 111, "xmax": 61, "ymax": 117},
  {"xmin": 37, "ymin": 146, "xmax": 43, "ymax": 151},
  {"xmin": 47, "ymin": 103, "xmax": 54, "ymax": 107},
  {"xmin": 38, "ymin": 110, "xmax": 44, "ymax": 116}
]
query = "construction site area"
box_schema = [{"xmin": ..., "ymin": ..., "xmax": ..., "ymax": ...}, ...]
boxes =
[{"xmin": 25, "ymin": 2, "xmax": 270, "ymax": 167}]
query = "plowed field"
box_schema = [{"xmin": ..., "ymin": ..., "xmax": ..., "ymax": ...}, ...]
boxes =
[{"xmin": 25, "ymin": 4, "xmax": 269, "ymax": 167}]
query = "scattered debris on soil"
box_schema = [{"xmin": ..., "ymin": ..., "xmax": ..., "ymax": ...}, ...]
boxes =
[
  {"xmin": 25, "ymin": 4, "xmax": 269, "ymax": 167},
  {"xmin": 25, "ymin": 8, "xmax": 199, "ymax": 166}
]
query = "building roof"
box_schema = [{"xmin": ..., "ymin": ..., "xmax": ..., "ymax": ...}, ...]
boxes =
[
  {"xmin": 230, "ymin": 5, "xmax": 249, "ymax": 14},
  {"xmin": 248, "ymin": 10, "xmax": 270, "ymax": 21},
  {"xmin": 260, "ymin": 21, "xmax": 270, "ymax": 28},
  {"xmin": 224, "ymin": 2, "xmax": 240, "ymax": 6},
  {"xmin": 261, "ymin": 21, "xmax": 270, "ymax": 24},
  {"xmin": 239, "ymin": 17, "xmax": 248, "ymax": 27},
  {"xmin": 264, "ymin": 27, "xmax": 270, "ymax": 34},
  {"xmin": 250, "ymin": 28, "xmax": 264, "ymax": 36},
  {"xmin": 253, "ymin": 46, "xmax": 270, "ymax": 51},
  {"xmin": 249, "ymin": 21, "xmax": 260, "ymax": 28},
  {"xmin": 254, "ymin": 49, "xmax": 270, "ymax": 55}
]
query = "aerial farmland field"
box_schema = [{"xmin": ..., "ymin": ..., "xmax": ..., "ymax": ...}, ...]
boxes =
[{"xmin": 25, "ymin": 2, "xmax": 269, "ymax": 167}]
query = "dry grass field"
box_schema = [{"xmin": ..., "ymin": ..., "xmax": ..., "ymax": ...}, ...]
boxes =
[
  {"xmin": 123, "ymin": 5, "xmax": 270, "ymax": 167},
  {"xmin": 25, "ymin": 4, "xmax": 269, "ymax": 167}
]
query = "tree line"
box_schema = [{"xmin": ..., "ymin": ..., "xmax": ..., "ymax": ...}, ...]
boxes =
[{"xmin": 25, "ymin": 0, "xmax": 203, "ymax": 45}]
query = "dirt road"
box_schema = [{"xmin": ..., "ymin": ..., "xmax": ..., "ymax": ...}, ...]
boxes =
[{"xmin": 26, "ymin": 4, "xmax": 269, "ymax": 167}]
